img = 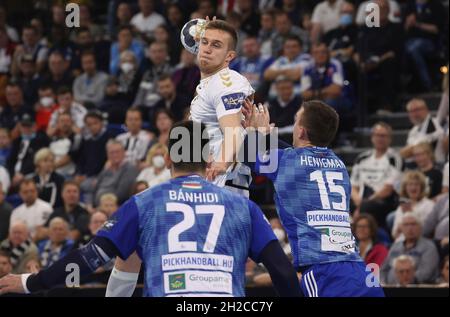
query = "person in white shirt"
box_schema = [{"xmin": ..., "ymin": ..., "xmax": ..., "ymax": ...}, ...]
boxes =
[
  {"xmin": 9, "ymin": 179, "xmax": 53, "ymax": 241},
  {"xmin": 136, "ymin": 143, "xmax": 170, "ymax": 188},
  {"xmin": 264, "ymin": 35, "xmax": 312, "ymax": 98},
  {"xmin": 47, "ymin": 87, "xmax": 87, "ymax": 137},
  {"xmin": 190, "ymin": 20, "xmax": 255, "ymax": 196},
  {"xmin": 104, "ymin": 19, "xmax": 256, "ymax": 296},
  {"xmin": 351, "ymin": 122, "xmax": 403, "ymax": 228},
  {"xmin": 130, "ymin": 0, "xmax": 166, "ymax": 38},
  {"xmin": 391, "ymin": 171, "xmax": 435, "ymax": 241},
  {"xmin": 311, "ymin": 0, "xmax": 345, "ymax": 43},
  {"xmin": 401, "ymin": 98, "xmax": 444, "ymax": 162},
  {"xmin": 116, "ymin": 107, "xmax": 152, "ymax": 167}
]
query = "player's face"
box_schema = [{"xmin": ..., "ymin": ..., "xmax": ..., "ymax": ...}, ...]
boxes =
[{"xmin": 198, "ymin": 29, "xmax": 235, "ymax": 75}]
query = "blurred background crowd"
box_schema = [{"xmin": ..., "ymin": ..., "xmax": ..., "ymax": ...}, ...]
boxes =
[{"xmin": 0, "ymin": 0, "xmax": 448, "ymax": 290}]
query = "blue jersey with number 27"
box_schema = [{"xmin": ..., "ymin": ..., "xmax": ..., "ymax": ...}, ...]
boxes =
[
  {"xmin": 97, "ymin": 175, "xmax": 276, "ymax": 297},
  {"xmin": 254, "ymin": 146, "xmax": 363, "ymax": 268}
]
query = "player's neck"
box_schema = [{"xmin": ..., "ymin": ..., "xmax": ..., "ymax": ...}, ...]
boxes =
[
  {"xmin": 295, "ymin": 140, "xmax": 314, "ymax": 148},
  {"xmin": 201, "ymin": 64, "xmax": 228, "ymax": 80},
  {"xmin": 171, "ymin": 169, "xmax": 205, "ymax": 179}
]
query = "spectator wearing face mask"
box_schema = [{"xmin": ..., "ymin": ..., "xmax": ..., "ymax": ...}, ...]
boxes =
[
  {"xmin": 116, "ymin": 50, "xmax": 142, "ymax": 104},
  {"xmin": 35, "ymin": 85, "xmax": 58, "ymax": 132},
  {"xmin": 109, "ymin": 25, "xmax": 144, "ymax": 76},
  {"xmin": 136, "ymin": 143, "xmax": 170, "ymax": 189}
]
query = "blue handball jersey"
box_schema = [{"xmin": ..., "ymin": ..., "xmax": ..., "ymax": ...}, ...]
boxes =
[
  {"xmin": 254, "ymin": 146, "xmax": 363, "ymax": 268},
  {"xmin": 97, "ymin": 175, "xmax": 276, "ymax": 297}
]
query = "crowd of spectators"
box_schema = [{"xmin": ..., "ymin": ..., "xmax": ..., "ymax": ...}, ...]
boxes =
[{"xmin": 0, "ymin": 0, "xmax": 448, "ymax": 290}]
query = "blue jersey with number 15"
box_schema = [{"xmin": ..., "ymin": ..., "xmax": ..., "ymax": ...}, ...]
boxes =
[
  {"xmin": 97, "ymin": 175, "xmax": 276, "ymax": 297},
  {"xmin": 254, "ymin": 146, "xmax": 363, "ymax": 268}
]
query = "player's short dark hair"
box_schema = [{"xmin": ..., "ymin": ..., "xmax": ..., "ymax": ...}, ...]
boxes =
[
  {"xmin": 205, "ymin": 20, "xmax": 238, "ymax": 51},
  {"xmin": 299, "ymin": 100, "xmax": 339, "ymax": 147},
  {"xmin": 168, "ymin": 121, "xmax": 210, "ymax": 172}
]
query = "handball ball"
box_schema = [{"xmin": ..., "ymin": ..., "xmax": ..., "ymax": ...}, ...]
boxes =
[{"xmin": 180, "ymin": 18, "xmax": 207, "ymax": 55}]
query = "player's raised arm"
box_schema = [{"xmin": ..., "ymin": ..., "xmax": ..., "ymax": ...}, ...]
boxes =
[{"xmin": 0, "ymin": 198, "xmax": 140, "ymax": 295}]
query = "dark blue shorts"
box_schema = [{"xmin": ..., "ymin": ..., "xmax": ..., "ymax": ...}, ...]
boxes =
[{"xmin": 300, "ymin": 261, "xmax": 385, "ymax": 297}]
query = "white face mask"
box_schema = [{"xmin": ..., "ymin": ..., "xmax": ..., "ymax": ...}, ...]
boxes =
[
  {"xmin": 120, "ymin": 62, "xmax": 134, "ymax": 73},
  {"xmin": 273, "ymin": 228, "xmax": 286, "ymax": 242},
  {"xmin": 152, "ymin": 155, "xmax": 165, "ymax": 169},
  {"xmin": 40, "ymin": 97, "xmax": 54, "ymax": 107}
]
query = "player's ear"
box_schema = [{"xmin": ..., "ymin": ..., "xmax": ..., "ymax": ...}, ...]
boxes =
[
  {"xmin": 297, "ymin": 126, "xmax": 307, "ymax": 141},
  {"xmin": 225, "ymin": 50, "xmax": 236, "ymax": 64},
  {"xmin": 164, "ymin": 152, "xmax": 172, "ymax": 169}
]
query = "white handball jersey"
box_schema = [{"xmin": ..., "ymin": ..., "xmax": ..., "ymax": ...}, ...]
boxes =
[{"xmin": 190, "ymin": 67, "xmax": 255, "ymax": 190}]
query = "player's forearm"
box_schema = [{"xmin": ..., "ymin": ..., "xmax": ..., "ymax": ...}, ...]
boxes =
[
  {"xmin": 218, "ymin": 114, "xmax": 246, "ymax": 164},
  {"xmin": 25, "ymin": 237, "xmax": 117, "ymax": 293}
]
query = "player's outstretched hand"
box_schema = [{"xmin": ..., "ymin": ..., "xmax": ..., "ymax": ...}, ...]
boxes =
[
  {"xmin": 0, "ymin": 274, "xmax": 26, "ymax": 295},
  {"xmin": 206, "ymin": 161, "xmax": 229, "ymax": 181},
  {"xmin": 242, "ymin": 100, "xmax": 272, "ymax": 133}
]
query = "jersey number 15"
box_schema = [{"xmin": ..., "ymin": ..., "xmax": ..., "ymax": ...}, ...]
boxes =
[{"xmin": 310, "ymin": 170, "xmax": 347, "ymax": 211}]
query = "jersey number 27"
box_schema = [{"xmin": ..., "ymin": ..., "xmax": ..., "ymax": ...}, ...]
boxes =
[{"xmin": 166, "ymin": 203, "xmax": 225, "ymax": 253}]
